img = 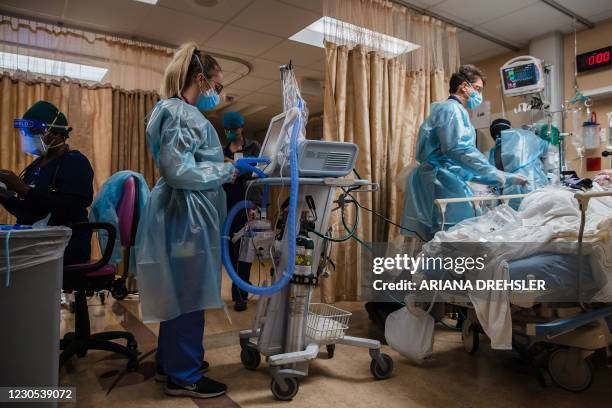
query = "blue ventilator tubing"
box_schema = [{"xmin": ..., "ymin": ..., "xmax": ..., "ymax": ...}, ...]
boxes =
[{"xmin": 221, "ymin": 109, "xmax": 301, "ymax": 295}]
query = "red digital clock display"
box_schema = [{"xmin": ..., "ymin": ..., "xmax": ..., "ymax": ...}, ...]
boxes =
[{"xmin": 577, "ymin": 45, "xmax": 612, "ymax": 73}]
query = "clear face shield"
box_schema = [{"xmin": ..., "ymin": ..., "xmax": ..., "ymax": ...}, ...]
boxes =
[{"xmin": 13, "ymin": 114, "xmax": 69, "ymax": 157}]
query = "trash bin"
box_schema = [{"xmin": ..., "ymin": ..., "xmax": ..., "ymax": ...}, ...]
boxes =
[{"xmin": 0, "ymin": 227, "xmax": 71, "ymax": 392}]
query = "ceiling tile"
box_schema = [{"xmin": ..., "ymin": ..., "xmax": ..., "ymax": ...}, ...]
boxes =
[
  {"xmin": 239, "ymin": 92, "xmax": 283, "ymax": 106},
  {"xmin": 230, "ymin": 75, "xmax": 275, "ymax": 91},
  {"xmin": 461, "ymin": 45, "xmax": 508, "ymax": 64},
  {"xmin": 458, "ymin": 30, "xmax": 505, "ymax": 59},
  {"xmin": 157, "ymin": 0, "xmax": 251, "ymax": 22},
  {"xmin": 257, "ymin": 81, "xmax": 284, "ymax": 96},
  {"xmin": 0, "ymin": 0, "xmax": 65, "ymax": 18},
  {"xmin": 64, "ymin": 0, "xmax": 152, "ymax": 33},
  {"xmin": 478, "ymin": 2, "xmax": 572, "ymax": 43},
  {"xmin": 278, "ymin": 0, "xmax": 322, "ymax": 14},
  {"xmin": 260, "ymin": 40, "xmax": 324, "ymax": 66},
  {"xmin": 218, "ymin": 59, "xmax": 250, "ymax": 75},
  {"xmin": 249, "ymin": 58, "xmax": 287, "ymax": 80},
  {"xmin": 555, "ymin": 0, "xmax": 612, "ymax": 24},
  {"xmin": 205, "ymin": 25, "xmax": 283, "ymax": 56},
  {"xmin": 205, "ymin": 46, "xmax": 254, "ymax": 63},
  {"xmin": 135, "ymin": 8, "xmax": 223, "ymax": 46},
  {"xmin": 402, "ymin": 0, "xmax": 447, "ymax": 8},
  {"xmin": 231, "ymin": 0, "xmax": 320, "ymax": 39},
  {"xmin": 431, "ymin": 0, "xmax": 537, "ymax": 27}
]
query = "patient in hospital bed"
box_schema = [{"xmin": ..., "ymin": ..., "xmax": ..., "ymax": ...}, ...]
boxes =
[{"xmin": 415, "ymin": 184, "xmax": 612, "ymax": 349}]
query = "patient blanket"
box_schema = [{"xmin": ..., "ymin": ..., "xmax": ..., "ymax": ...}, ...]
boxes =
[{"xmin": 421, "ymin": 185, "xmax": 612, "ymax": 349}]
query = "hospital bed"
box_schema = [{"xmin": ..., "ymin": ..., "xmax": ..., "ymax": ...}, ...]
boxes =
[{"xmin": 424, "ymin": 190, "xmax": 612, "ymax": 392}]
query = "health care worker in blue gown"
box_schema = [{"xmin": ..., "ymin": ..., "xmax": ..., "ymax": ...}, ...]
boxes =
[
  {"xmin": 401, "ymin": 65, "xmax": 528, "ymax": 241},
  {"xmin": 135, "ymin": 42, "xmax": 238, "ymax": 399}
]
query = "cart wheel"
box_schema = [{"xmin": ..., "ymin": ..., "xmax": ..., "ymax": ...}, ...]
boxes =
[
  {"xmin": 111, "ymin": 283, "xmax": 128, "ymax": 300},
  {"xmin": 240, "ymin": 347, "xmax": 261, "ymax": 370},
  {"xmin": 548, "ymin": 348, "xmax": 593, "ymax": 392},
  {"xmin": 462, "ymin": 319, "xmax": 479, "ymax": 354},
  {"xmin": 370, "ymin": 353, "xmax": 394, "ymax": 380},
  {"xmin": 326, "ymin": 344, "xmax": 335, "ymax": 359},
  {"xmin": 271, "ymin": 377, "xmax": 299, "ymax": 401}
]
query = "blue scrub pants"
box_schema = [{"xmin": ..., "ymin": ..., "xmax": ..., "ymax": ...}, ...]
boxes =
[{"xmin": 156, "ymin": 310, "xmax": 205, "ymax": 385}]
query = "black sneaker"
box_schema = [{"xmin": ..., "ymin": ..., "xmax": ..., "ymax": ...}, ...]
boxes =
[
  {"xmin": 155, "ymin": 361, "xmax": 210, "ymax": 383},
  {"xmin": 165, "ymin": 376, "xmax": 227, "ymax": 399},
  {"xmin": 234, "ymin": 301, "xmax": 248, "ymax": 312}
]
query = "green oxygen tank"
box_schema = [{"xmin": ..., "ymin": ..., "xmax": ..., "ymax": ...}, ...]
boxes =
[{"xmin": 295, "ymin": 215, "xmax": 314, "ymax": 276}]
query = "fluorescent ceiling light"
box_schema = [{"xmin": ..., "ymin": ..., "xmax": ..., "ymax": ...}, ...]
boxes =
[
  {"xmin": 132, "ymin": 0, "xmax": 158, "ymax": 4},
  {"xmin": 0, "ymin": 52, "xmax": 108, "ymax": 82},
  {"xmin": 289, "ymin": 16, "xmax": 420, "ymax": 58}
]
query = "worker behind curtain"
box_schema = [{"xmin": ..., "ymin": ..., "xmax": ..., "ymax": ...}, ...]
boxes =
[
  {"xmin": 0, "ymin": 101, "xmax": 93, "ymax": 266},
  {"xmin": 222, "ymin": 111, "xmax": 261, "ymax": 312},
  {"xmin": 135, "ymin": 42, "xmax": 237, "ymax": 399},
  {"xmin": 401, "ymin": 65, "xmax": 528, "ymax": 241}
]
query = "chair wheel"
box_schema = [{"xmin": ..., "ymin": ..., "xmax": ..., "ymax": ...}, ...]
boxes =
[
  {"xmin": 111, "ymin": 283, "xmax": 128, "ymax": 300},
  {"xmin": 240, "ymin": 346, "xmax": 261, "ymax": 370},
  {"xmin": 271, "ymin": 377, "xmax": 299, "ymax": 401},
  {"xmin": 126, "ymin": 359, "xmax": 139, "ymax": 372},
  {"xmin": 326, "ymin": 344, "xmax": 335, "ymax": 359},
  {"xmin": 370, "ymin": 353, "xmax": 394, "ymax": 380},
  {"xmin": 127, "ymin": 340, "xmax": 138, "ymax": 352}
]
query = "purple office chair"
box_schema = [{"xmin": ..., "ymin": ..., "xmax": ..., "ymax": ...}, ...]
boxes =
[
  {"xmin": 110, "ymin": 175, "xmax": 141, "ymax": 300},
  {"xmin": 60, "ymin": 176, "xmax": 142, "ymax": 371}
]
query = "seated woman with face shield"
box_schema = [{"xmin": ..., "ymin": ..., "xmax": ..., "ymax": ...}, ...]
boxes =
[{"xmin": 0, "ymin": 101, "xmax": 94, "ymax": 265}]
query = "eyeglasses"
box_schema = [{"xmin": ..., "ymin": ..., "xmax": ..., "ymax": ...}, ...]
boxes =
[{"xmin": 207, "ymin": 78, "xmax": 224, "ymax": 94}]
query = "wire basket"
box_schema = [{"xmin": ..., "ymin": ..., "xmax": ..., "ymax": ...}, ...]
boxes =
[{"xmin": 306, "ymin": 303, "xmax": 351, "ymax": 344}]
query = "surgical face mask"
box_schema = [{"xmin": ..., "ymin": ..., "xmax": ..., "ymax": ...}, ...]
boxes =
[
  {"xmin": 193, "ymin": 55, "xmax": 221, "ymax": 112},
  {"xmin": 196, "ymin": 87, "xmax": 220, "ymax": 112},
  {"xmin": 225, "ymin": 130, "xmax": 238, "ymax": 141},
  {"xmin": 465, "ymin": 83, "xmax": 483, "ymax": 110}
]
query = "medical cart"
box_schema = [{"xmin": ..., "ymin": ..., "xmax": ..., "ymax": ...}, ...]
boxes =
[{"xmin": 238, "ymin": 177, "xmax": 394, "ymax": 401}]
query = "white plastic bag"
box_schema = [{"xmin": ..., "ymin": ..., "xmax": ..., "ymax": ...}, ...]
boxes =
[{"xmin": 384, "ymin": 298, "xmax": 434, "ymax": 364}]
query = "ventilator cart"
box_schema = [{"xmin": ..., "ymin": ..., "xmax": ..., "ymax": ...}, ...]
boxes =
[
  {"xmin": 221, "ymin": 65, "xmax": 394, "ymax": 400},
  {"xmin": 237, "ymin": 176, "xmax": 393, "ymax": 401}
]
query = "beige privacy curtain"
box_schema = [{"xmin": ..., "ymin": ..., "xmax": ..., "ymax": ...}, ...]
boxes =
[
  {"xmin": 321, "ymin": 0, "xmax": 460, "ymax": 302},
  {"xmin": 111, "ymin": 90, "xmax": 160, "ymax": 187}
]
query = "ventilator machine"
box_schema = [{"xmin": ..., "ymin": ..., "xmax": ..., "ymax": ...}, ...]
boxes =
[{"xmin": 221, "ymin": 64, "xmax": 393, "ymax": 401}]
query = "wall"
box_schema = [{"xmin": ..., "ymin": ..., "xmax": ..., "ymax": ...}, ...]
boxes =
[{"xmin": 472, "ymin": 18, "xmax": 612, "ymax": 176}]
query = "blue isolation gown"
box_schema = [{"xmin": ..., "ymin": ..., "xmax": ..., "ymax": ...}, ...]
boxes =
[
  {"xmin": 402, "ymin": 98, "xmax": 506, "ymax": 241},
  {"xmin": 135, "ymin": 98, "xmax": 235, "ymax": 323},
  {"xmin": 488, "ymin": 128, "xmax": 549, "ymax": 208}
]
